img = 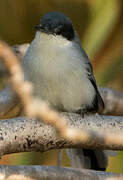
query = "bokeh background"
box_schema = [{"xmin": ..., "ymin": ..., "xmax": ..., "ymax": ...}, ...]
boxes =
[{"xmin": 0, "ymin": 0, "xmax": 123, "ymax": 173}]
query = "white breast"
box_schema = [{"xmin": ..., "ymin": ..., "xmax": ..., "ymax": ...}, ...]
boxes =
[{"xmin": 22, "ymin": 32, "xmax": 95, "ymax": 111}]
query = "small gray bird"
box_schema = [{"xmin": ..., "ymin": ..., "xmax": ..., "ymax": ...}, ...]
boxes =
[{"xmin": 22, "ymin": 12, "xmax": 108, "ymax": 170}]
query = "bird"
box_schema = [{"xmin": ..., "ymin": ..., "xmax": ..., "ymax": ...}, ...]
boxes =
[{"xmin": 22, "ymin": 12, "xmax": 108, "ymax": 170}]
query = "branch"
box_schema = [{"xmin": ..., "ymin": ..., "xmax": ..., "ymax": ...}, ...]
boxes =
[
  {"xmin": 0, "ymin": 165, "xmax": 123, "ymax": 180},
  {"xmin": 0, "ymin": 114, "xmax": 123, "ymax": 157},
  {"xmin": 100, "ymin": 87, "xmax": 123, "ymax": 116}
]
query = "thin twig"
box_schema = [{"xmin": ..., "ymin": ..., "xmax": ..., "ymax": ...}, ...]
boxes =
[{"xmin": 0, "ymin": 165, "xmax": 123, "ymax": 180}]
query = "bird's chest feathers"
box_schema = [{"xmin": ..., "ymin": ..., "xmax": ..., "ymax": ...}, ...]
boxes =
[
  {"xmin": 30, "ymin": 33, "xmax": 74, "ymax": 82},
  {"xmin": 27, "ymin": 42, "xmax": 77, "ymax": 109},
  {"xmin": 23, "ymin": 33, "xmax": 94, "ymax": 111}
]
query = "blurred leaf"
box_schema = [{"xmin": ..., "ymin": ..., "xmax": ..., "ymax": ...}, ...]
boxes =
[
  {"xmin": 97, "ymin": 56, "xmax": 123, "ymax": 86},
  {"xmin": 107, "ymin": 152, "xmax": 123, "ymax": 173},
  {"xmin": 82, "ymin": 0, "xmax": 120, "ymax": 58}
]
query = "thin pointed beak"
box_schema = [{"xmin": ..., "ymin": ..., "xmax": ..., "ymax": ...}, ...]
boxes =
[{"xmin": 35, "ymin": 25, "xmax": 42, "ymax": 31}]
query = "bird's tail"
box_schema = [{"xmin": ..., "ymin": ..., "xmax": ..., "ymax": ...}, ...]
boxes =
[{"xmin": 66, "ymin": 149, "xmax": 108, "ymax": 171}]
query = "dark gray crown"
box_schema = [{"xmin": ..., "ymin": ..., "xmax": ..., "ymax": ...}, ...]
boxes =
[{"xmin": 35, "ymin": 12, "xmax": 75, "ymax": 41}]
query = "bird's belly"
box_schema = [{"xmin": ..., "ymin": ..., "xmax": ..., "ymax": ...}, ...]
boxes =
[
  {"xmin": 31, "ymin": 70, "xmax": 95, "ymax": 112},
  {"xmin": 23, "ymin": 52, "xmax": 95, "ymax": 112}
]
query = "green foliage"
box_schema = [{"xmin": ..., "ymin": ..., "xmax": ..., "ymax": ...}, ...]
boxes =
[{"xmin": 82, "ymin": 0, "xmax": 120, "ymax": 57}]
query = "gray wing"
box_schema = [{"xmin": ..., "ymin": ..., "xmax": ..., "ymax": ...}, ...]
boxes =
[
  {"xmin": 85, "ymin": 59, "xmax": 104, "ymax": 112},
  {"xmin": 86, "ymin": 61, "xmax": 104, "ymax": 113},
  {"xmin": 67, "ymin": 33, "xmax": 106, "ymax": 170},
  {"xmin": 74, "ymin": 31, "xmax": 104, "ymax": 112},
  {"xmin": 79, "ymin": 41, "xmax": 104, "ymax": 112}
]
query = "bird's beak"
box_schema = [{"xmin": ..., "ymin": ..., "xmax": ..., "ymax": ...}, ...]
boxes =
[{"xmin": 35, "ymin": 25, "xmax": 42, "ymax": 31}]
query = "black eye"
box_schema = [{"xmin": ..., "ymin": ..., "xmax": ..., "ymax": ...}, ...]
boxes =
[
  {"xmin": 53, "ymin": 24, "xmax": 74, "ymax": 40},
  {"xmin": 54, "ymin": 25, "xmax": 62, "ymax": 34},
  {"xmin": 61, "ymin": 25, "xmax": 74, "ymax": 40},
  {"xmin": 56, "ymin": 29, "xmax": 62, "ymax": 35}
]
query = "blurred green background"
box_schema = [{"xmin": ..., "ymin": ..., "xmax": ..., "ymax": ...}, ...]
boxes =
[{"xmin": 0, "ymin": 0, "xmax": 123, "ymax": 173}]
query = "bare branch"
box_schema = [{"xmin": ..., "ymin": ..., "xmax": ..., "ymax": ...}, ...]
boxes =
[
  {"xmin": 101, "ymin": 87, "xmax": 123, "ymax": 116},
  {"xmin": 0, "ymin": 165, "xmax": 123, "ymax": 180},
  {"xmin": 0, "ymin": 114, "xmax": 123, "ymax": 158}
]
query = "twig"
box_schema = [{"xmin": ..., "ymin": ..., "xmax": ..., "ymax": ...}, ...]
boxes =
[{"xmin": 0, "ymin": 165, "xmax": 123, "ymax": 180}]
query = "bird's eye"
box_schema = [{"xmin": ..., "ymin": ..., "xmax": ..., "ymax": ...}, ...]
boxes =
[
  {"xmin": 56, "ymin": 30, "xmax": 62, "ymax": 35},
  {"xmin": 54, "ymin": 25, "xmax": 62, "ymax": 34}
]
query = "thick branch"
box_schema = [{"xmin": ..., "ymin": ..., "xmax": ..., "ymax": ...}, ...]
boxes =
[
  {"xmin": 0, "ymin": 165, "xmax": 123, "ymax": 180},
  {"xmin": 0, "ymin": 114, "xmax": 123, "ymax": 157}
]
